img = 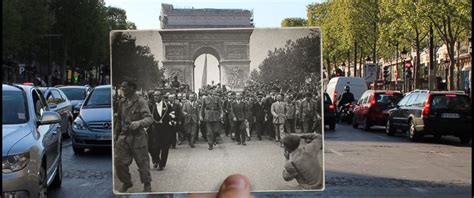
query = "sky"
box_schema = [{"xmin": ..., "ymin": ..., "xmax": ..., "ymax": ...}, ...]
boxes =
[{"xmin": 104, "ymin": 0, "xmax": 320, "ymax": 29}]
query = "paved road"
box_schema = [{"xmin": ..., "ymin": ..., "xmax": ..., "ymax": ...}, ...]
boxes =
[{"xmin": 50, "ymin": 124, "xmax": 471, "ymax": 197}]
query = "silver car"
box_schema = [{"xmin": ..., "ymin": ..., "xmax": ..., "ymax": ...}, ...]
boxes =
[
  {"xmin": 58, "ymin": 85, "xmax": 91, "ymax": 118},
  {"xmin": 39, "ymin": 87, "xmax": 74, "ymax": 137},
  {"xmin": 2, "ymin": 84, "xmax": 63, "ymax": 197},
  {"xmin": 71, "ymin": 85, "xmax": 112, "ymax": 154}
]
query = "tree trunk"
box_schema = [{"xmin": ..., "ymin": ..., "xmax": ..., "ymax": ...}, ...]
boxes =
[
  {"xmin": 447, "ymin": 42, "xmax": 456, "ymax": 91},
  {"xmin": 456, "ymin": 40, "xmax": 461, "ymax": 90},
  {"xmin": 415, "ymin": 32, "xmax": 421, "ymax": 90},
  {"xmin": 354, "ymin": 40, "xmax": 358, "ymax": 77}
]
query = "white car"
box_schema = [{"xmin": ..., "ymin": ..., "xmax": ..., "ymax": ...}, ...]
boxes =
[{"xmin": 325, "ymin": 77, "xmax": 368, "ymax": 104}]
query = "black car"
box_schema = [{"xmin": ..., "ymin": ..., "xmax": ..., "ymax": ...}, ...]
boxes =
[
  {"xmin": 58, "ymin": 86, "xmax": 91, "ymax": 118},
  {"xmin": 324, "ymin": 93, "xmax": 336, "ymax": 130},
  {"xmin": 386, "ymin": 90, "xmax": 472, "ymax": 143}
]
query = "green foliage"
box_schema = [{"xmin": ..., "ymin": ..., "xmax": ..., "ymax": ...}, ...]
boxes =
[
  {"xmin": 258, "ymin": 30, "xmax": 321, "ymax": 84},
  {"xmin": 111, "ymin": 32, "xmax": 164, "ymax": 90},
  {"xmin": 281, "ymin": 17, "xmax": 307, "ymax": 27}
]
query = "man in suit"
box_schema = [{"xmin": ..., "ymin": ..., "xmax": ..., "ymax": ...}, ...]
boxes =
[
  {"xmin": 264, "ymin": 92, "xmax": 276, "ymax": 140},
  {"xmin": 300, "ymin": 92, "xmax": 316, "ymax": 133},
  {"xmin": 245, "ymin": 94, "xmax": 255, "ymax": 141},
  {"xmin": 182, "ymin": 93, "xmax": 200, "ymax": 148},
  {"xmin": 252, "ymin": 93, "xmax": 266, "ymax": 141},
  {"xmin": 223, "ymin": 93, "xmax": 232, "ymax": 137},
  {"xmin": 271, "ymin": 93, "xmax": 287, "ymax": 143},
  {"xmin": 285, "ymin": 95, "xmax": 296, "ymax": 134},
  {"xmin": 168, "ymin": 93, "xmax": 182, "ymax": 149},
  {"xmin": 148, "ymin": 91, "xmax": 175, "ymax": 171},
  {"xmin": 176, "ymin": 92, "xmax": 186, "ymax": 145},
  {"xmin": 231, "ymin": 92, "xmax": 247, "ymax": 145}
]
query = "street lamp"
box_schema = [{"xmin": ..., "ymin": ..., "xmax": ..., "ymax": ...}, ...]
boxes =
[{"xmin": 444, "ymin": 57, "xmax": 449, "ymax": 91}]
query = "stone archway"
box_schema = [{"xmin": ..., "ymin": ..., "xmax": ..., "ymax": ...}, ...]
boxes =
[{"xmin": 160, "ymin": 29, "xmax": 253, "ymax": 91}]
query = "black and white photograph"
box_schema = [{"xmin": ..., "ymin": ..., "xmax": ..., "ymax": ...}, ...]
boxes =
[{"xmin": 110, "ymin": 21, "xmax": 323, "ymax": 194}]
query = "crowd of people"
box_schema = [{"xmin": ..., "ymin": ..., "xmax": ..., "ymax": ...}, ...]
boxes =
[{"xmin": 113, "ymin": 78, "xmax": 323, "ymax": 192}]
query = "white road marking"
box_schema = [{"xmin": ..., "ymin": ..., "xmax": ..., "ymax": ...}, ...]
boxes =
[
  {"xmin": 329, "ymin": 149, "xmax": 344, "ymax": 156},
  {"xmin": 436, "ymin": 152, "xmax": 453, "ymax": 158},
  {"xmin": 411, "ymin": 187, "xmax": 427, "ymax": 192}
]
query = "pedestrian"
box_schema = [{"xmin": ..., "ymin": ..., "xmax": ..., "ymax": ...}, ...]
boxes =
[
  {"xmin": 245, "ymin": 94, "xmax": 255, "ymax": 141},
  {"xmin": 231, "ymin": 92, "xmax": 247, "ymax": 146},
  {"xmin": 114, "ymin": 80, "xmax": 153, "ymax": 192},
  {"xmin": 148, "ymin": 90, "xmax": 175, "ymax": 171},
  {"xmin": 182, "ymin": 93, "xmax": 200, "ymax": 148},
  {"xmin": 265, "ymin": 92, "xmax": 276, "ymax": 140},
  {"xmin": 168, "ymin": 93, "xmax": 181, "ymax": 149},
  {"xmin": 281, "ymin": 133, "xmax": 323, "ymax": 189},
  {"xmin": 285, "ymin": 95, "xmax": 296, "ymax": 134},
  {"xmin": 177, "ymin": 92, "xmax": 186, "ymax": 145},
  {"xmin": 271, "ymin": 93, "xmax": 287, "ymax": 144},
  {"xmin": 201, "ymin": 89, "xmax": 224, "ymax": 150},
  {"xmin": 252, "ymin": 93, "xmax": 266, "ymax": 141},
  {"xmin": 299, "ymin": 92, "xmax": 316, "ymax": 133}
]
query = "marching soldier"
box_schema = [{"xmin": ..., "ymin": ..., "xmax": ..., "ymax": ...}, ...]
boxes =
[
  {"xmin": 114, "ymin": 80, "xmax": 153, "ymax": 192},
  {"xmin": 201, "ymin": 89, "xmax": 224, "ymax": 150}
]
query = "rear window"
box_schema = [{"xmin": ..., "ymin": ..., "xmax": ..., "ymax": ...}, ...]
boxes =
[
  {"xmin": 84, "ymin": 88, "xmax": 111, "ymax": 107},
  {"xmin": 3, "ymin": 90, "xmax": 29, "ymax": 124},
  {"xmin": 324, "ymin": 94, "xmax": 332, "ymax": 104},
  {"xmin": 375, "ymin": 93, "xmax": 403, "ymax": 104},
  {"xmin": 60, "ymin": 88, "xmax": 86, "ymax": 100},
  {"xmin": 430, "ymin": 94, "xmax": 471, "ymax": 110}
]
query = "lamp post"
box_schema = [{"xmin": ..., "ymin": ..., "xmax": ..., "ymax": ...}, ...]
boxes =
[
  {"xmin": 400, "ymin": 48, "xmax": 408, "ymax": 93},
  {"xmin": 444, "ymin": 57, "xmax": 449, "ymax": 91}
]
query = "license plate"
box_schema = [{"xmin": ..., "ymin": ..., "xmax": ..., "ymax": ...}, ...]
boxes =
[
  {"xmin": 441, "ymin": 113, "xmax": 460, "ymax": 119},
  {"xmin": 97, "ymin": 135, "xmax": 111, "ymax": 140}
]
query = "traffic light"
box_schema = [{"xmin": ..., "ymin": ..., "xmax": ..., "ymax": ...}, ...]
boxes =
[{"xmin": 383, "ymin": 66, "xmax": 390, "ymax": 81}]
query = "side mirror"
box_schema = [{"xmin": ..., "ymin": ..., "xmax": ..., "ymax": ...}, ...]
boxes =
[
  {"xmin": 48, "ymin": 103, "xmax": 58, "ymax": 109},
  {"xmin": 37, "ymin": 111, "xmax": 61, "ymax": 125}
]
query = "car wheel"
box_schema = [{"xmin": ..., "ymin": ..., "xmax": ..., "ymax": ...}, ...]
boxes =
[
  {"xmin": 72, "ymin": 142, "xmax": 84, "ymax": 154},
  {"xmin": 329, "ymin": 122, "xmax": 336, "ymax": 130},
  {"xmin": 352, "ymin": 116, "xmax": 358, "ymax": 129},
  {"xmin": 39, "ymin": 164, "xmax": 47, "ymax": 198},
  {"xmin": 385, "ymin": 119, "xmax": 395, "ymax": 136},
  {"xmin": 407, "ymin": 120, "xmax": 420, "ymax": 142},
  {"xmin": 459, "ymin": 135, "xmax": 471, "ymax": 144},
  {"xmin": 51, "ymin": 148, "xmax": 62, "ymax": 188},
  {"xmin": 363, "ymin": 117, "xmax": 371, "ymax": 131}
]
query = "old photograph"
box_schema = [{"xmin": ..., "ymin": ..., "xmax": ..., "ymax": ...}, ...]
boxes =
[{"xmin": 111, "ymin": 25, "xmax": 323, "ymax": 194}]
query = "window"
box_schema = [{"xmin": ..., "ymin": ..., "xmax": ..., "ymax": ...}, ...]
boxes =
[
  {"xmin": 2, "ymin": 90, "xmax": 28, "ymax": 124},
  {"xmin": 413, "ymin": 94, "xmax": 426, "ymax": 107},
  {"xmin": 406, "ymin": 94, "xmax": 419, "ymax": 107},
  {"xmin": 398, "ymin": 95, "xmax": 412, "ymax": 107},
  {"xmin": 51, "ymin": 90, "xmax": 65, "ymax": 104},
  {"xmin": 32, "ymin": 90, "xmax": 46, "ymax": 119}
]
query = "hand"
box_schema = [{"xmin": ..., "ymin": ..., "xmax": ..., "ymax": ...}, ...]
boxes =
[
  {"xmin": 284, "ymin": 150, "xmax": 290, "ymax": 160},
  {"xmin": 187, "ymin": 174, "xmax": 252, "ymax": 198},
  {"xmin": 128, "ymin": 121, "xmax": 140, "ymax": 130}
]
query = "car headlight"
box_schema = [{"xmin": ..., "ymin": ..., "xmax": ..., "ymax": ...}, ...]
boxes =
[
  {"xmin": 2, "ymin": 152, "xmax": 30, "ymax": 173},
  {"xmin": 73, "ymin": 117, "xmax": 87, "ymax": 130}
]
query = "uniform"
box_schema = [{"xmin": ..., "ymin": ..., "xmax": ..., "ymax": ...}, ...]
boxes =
[
  {"xmin": 300, "ymin": 99, "xmax": 316, "ymax": 133},
  {"xmin": 114, "ymin": 94, "xmax": 153, "ymax": 190},
  {"xmin": 201, "ymin": 94, "xmax": 223, "ymax": 150}
]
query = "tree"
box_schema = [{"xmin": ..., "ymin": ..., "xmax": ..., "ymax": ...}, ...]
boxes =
[
  {"xmin": 2, "ymin": 0, "xmax": 52, "ymax": 62},
  {"xmin": 111, "ymin": 32, "xmax": 164, "ymax": 90},
  {"xmin": 105, "ymin": 6, "xmax": 137, "ymax": 30},
  {"xmin": 249, "ymin": 69, "xmax": 260, "ymax": 83},
  {"xmin": 281, "ymin": 17, "xmax": 307, "ymax": 27},
  {"xmin": 419, "ymin": 0, "xmax": 471, "ymax": 90}
]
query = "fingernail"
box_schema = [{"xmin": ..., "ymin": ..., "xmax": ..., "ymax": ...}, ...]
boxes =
[{"xmin": 223, "ymin": 176, "xmax": 247, "ymax": 190}]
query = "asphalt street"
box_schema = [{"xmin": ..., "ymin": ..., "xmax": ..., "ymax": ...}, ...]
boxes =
[{"xmin": 49, "ymin": 123, "xmax": 471, "ymax": 198}]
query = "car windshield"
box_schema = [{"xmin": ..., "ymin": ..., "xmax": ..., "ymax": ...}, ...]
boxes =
[
  {"xmin": 430, "ymin": 95, "xmax": 471, "ymax": 111},
  {"xmin": 84, "ymin": 88, "xmax": 111, "ymax": 107},
  {"xmin": 3, "ymin": 90, "xmax": 29, "ymax": 124},
  {"xmin": 60, "ymin": 88, "xmax": 86, "ymax": 100},
  {"xmin": 375, "ymin": 93, "xmax": 403, "ymax": 104}
]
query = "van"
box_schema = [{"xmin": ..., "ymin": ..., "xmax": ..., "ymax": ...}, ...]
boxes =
[{"xmin": 325, "ymin": 77, "xmax": 368, "ymax": 105}]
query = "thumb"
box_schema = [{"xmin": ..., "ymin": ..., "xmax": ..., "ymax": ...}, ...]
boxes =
[{"xmin": 217, "ymin": 174, "xmax": 252, "ymax": 198}]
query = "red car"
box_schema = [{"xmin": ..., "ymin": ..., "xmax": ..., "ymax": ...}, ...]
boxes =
[{"xmin": 352, "ymin": 90, "xmax": 403, "ymax": 131}]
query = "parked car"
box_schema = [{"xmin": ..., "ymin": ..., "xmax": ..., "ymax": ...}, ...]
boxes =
[
  {"xmin": 353, "ymin": 90, "xmax": 403, "ymax": 131},
  {"xmin": 386, "ymin": 90, "xmax": 472, "ymax": 143},
  {"xmin": 323, "ymin": 93, "xmax": 336, "ymax": 130},
  {"xmin": 38, "ymin": 87, "xmax": 74, "ymax": 137},
  {"xmin": 326, "ymin": 77, "xmax": 368, "ymax": 105},
  {"xmin": 3, "ymin": 84, "xmax": 63, "ymax": 197},
  {"xmin": 58, "ymin": 86, "xmax": 91, "ymax": 118},
  {"xmin": 71, "ymin": 85, "xmax": 112, "ymax": 154}
]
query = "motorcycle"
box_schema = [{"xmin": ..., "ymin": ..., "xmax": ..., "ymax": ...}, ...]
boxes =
[{"xmin": 338, "ymin": 102, "xmax": 355, "ymax": 124}]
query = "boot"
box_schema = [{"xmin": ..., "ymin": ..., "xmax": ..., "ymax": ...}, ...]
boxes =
[
  {"xmin": 119, "ymin": 182, "xmax": 133, "ymax": 193},
  {"xmin": 143, "ymin": 183, "xmax": 151, "ymax": 192}
]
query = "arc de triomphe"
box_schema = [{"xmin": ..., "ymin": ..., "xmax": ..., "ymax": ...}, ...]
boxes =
[{"xmin": 159, "ymin": 4, "xmax": 254, "ymax": 91}]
